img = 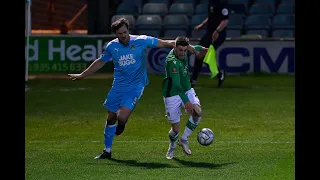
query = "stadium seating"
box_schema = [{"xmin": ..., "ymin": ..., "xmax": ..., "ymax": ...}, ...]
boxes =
[
  {"xmin": 272, "ymin": 14, "xmax": 295, "ymax": 30},
  {"xmin": 276, "ymin": 4, "xmax": 295, "ymax": 14},
  {"xmin": 195, "ymin": 3, "xmax": 208, "ymax": 15},
  {"xmin": 137, "ymin": 29, "xmax": 162, "ymax": 37},
  {"xmin": 173, "ymin": 0, "xmax": 197, "ymax": 6},
  {"xmin": 190, "ymin": 14, "xmax": 207, "ymax": 28},
  {"xmin": 142, "ymin": 3, "xmax": 168, "ymax": 17},
  {"xmin": 148, "ymin": 0, "xmax": 170, "ymax": 6},
  {"xmin": 227, "ymin": 29, "xmax": 242, "ymax": 37},
  {"xmin": 169, "ymin": 3, "xmax": 194, "ymax": 17},
  {"xmin": 162, "ymin": 14, "xmax": 189, "ymax": 38},
  {"xmin": 230, "ymin": 0, "xmax": 250, "ymax": 8},
  {"xmin": 121, "ymin": 0, "xmax": 144, "ymax": 13},
  {"xmin": 229, "ymin": 3, "xmax": 247, "ymax": 16},
  {"xmin": 280, "ymin": 0, "xmax": 295, "ymax": 5},
  {"xmin": 244, "ymin": 14, "xmax": 271, "ymax": 30},
  {"xmin": 249, "ymin": 3, "xmax": 274, "ymax": 17},
  {"xmin": 164, "ymin": 30, "xmax": 189, "ymax": 38},
  {"xmin": 111, "ymin": 15, "xmax": 136, "ymax": 33},
  {"xmin": 272, "ymin": 29, "xmax": 294, "ymax": 38},
  {"xmin": 254, "ymin": 0, "xmax": 277, "ymax": 7},
  {"xmin": 114, "ymin": 0, "xmax": 296, "ymax": 38},
  {"xmin": 30, "ymin": 0, "xmax": 295, "ymax": 38},
  {"xmin": 191, "ymin": 29, "xmax": 206, "ymax": 38},
  {"xmin": 199, "ymin": 0, "xmax": 208, "ymax": 4},
  {"xmin": 228, "ymin": 14, "xmax": 245, "ymax": 30},
  {"xmin": 116, "ymin": 2, "xmax": 139, "ymax": 16},
  {"xmin": 189, "ymin": 14, "xmax": 206, "ymax": 38},
  {"xmin": 135, "ymin": 15, "xmax": 162, "ymax": 37}
]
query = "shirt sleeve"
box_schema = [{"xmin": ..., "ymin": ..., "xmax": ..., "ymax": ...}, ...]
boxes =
[
  {"xmin": 220, "ymin": 3, "xmax": 229, "ymax": 20},
  {"xmin": 166, "ymin": 60, "xmax": 190, "ymax": 103},
  {"xmin": 99, "ymin": 42, "xmax": 112, "ymax": 62},
  {"xmin": 192, "ymin": 45, "xmax": 203, "ymax": 52},
  {"xmin": 145, "ymin": 36, "xmax": 159, "ymax": 48}
]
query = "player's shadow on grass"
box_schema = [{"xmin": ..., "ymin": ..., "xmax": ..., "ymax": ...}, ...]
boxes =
[
  {"xmin": 108, "ymin": 158, "xmax": 177, "ymax": 169},
  {"xmin": 173, "ymin": 158, "xmax": 236, "ymax": 169}
]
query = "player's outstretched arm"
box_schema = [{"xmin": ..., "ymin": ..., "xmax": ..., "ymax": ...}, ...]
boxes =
[
  {"xmin": 68, "ymin": 58, "xmax": 106, "ymax": 80},
  {"xmin": 156, "ymin": 39, "xmax": 175, "ymax": 48},
  {"xmin": 156, "ymin": 39, "xmax": 198, "ymax": 54}
]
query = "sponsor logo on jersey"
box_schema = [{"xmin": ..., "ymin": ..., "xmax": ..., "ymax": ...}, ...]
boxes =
[
  {"xmin": 172, "ymin": 68, "xmax": 177, "ymax": 73},
  {"xmin": 119, "ymin": 54, "xmax": 136, "ymax": 66}
]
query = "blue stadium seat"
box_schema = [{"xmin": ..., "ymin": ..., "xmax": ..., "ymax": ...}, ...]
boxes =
[
  {"xmin": 191, "ymin": 29, "xmax": 206, "ymax": 38},
  {"xmin": 254, "ymin": 0, "xmax": 276, "ymax": 7},
  {"xmin": 199, "ymin": 0, "xmax": 208, "ymax": 4},
  {"xmin": 227, "ymin": 29, "xmax": 242, "ymax": 38},
  {"xmin": 148, "ymin": 0, "xmax": 170, "ymax": 6},
  {"xmin": 280, "ymin": 0, "xmax": 295, "ymax": 5},
  {"xmin": 173, "ymin": 0, "xmax": 197, "ymax": 6},
  {"xmin": 246, "ymin": 29, "xmax": 269, "ymax": 37},
  {"xmin": 249, "ymin": 4, "xmax": 274, "ymax": 16},
  {"xmin": 162, "ymin": 14, "xmax": 189, "ymax": 33},
  {"xmin": 228, "ymin": 14, "xmax": 244, "ymax": 30},
  {"xmin": 244, "ymin": 15, "xmax": 271, "ymax": 30},
  {"xmin": 116, "ymin": 2, "xmax": 139, "ymax": 15},
  {"xmin": 230, "ymin": 0, "xmax": 250, "ymax": 10},
  {"xmin": 111, "ymin": 15, "xmax": 136, "ymax": 33},
  {"xmin": 272, "ymin": 14, "xmax": 295, "ymax": 29},
  {"xmin": 142, "ymin": 3, "xmax": 168, "ymax": 17},
  {"xmin": 229, "ymin": 3, "xmax": 247, "ymax": 16},
  {"xmin": 164, "ymin": 30, "xmax": 188, "ymax": 38},
  {"xmin": 169, "ymin": 3, "xmax": 194, "ymax": 17},
  {"xmin": 121, "ymin": 0, "xmax": 144, "ymax": 13},
  {"xmin": 137, "ymin": 29, "xmax": 162, "ymax": 37},
  {"xmin": 276, "ymin": 4, "xmax": 295, "ymax": 14},
  {"xmin": 195, "ymin": 3, "xmax": 208, "ymax": 15},
  {"xmin": 272, "ymin": 29, "xmax": 294, "ymax": 38},
  {"xmin": 136, "ymin": 15, "xmax": 162, "ymax": 30}
]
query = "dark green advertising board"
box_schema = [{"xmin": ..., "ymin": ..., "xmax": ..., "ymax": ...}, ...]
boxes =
[{"xmin": 25, "ymin": 36, "xmax": 114, "ymax": 74}]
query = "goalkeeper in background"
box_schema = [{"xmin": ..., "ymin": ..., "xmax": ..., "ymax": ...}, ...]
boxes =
[{"xmin": 162, "ymin": 36, "xmax": 207, "ymax": 159}]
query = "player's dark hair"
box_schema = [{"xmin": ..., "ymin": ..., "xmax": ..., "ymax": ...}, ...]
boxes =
[
  {"xmin": 111, "ymin": 18, "xmax": 129, "ymax": 33},
  {"xmin": 175, "ymin": 36, "xmax": 190, "ymax": 46}
]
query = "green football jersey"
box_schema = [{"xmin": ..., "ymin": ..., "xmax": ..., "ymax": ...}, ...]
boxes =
[{"xmin": 162, "ymin": 45, "xmax": 203, "ymax": 103}]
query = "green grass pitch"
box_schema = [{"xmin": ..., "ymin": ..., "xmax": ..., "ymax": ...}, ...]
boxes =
[{"xmin": 25, "ymin": 74, "xmax": 295, "ymax": 180}]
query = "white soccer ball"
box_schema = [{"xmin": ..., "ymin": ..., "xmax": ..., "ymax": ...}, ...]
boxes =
[{"xmin": 197, "ymin": 128, "xmax": 215, "ymax": 146}]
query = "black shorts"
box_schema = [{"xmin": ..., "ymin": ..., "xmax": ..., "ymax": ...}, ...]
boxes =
[{"xmin": 199, "ymin": 32, "xmax": 226, "ymax": 50}]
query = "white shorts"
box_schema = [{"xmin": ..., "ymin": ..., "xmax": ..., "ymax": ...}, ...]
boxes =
[{"xmin": 163, "ymin": 88, "xmax": 200, "ymax": 124}]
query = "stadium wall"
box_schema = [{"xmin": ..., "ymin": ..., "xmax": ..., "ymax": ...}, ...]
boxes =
[{"xmin": 25, "ymin": 36, "xmax": 295, "ymax": 75}]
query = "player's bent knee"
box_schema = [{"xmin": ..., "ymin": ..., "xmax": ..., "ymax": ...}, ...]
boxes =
[
  {"xmin": 192, "ymin": 104, "xmax": 202, "ymax": 117},
  {"xmin": 171, "ymin": 123, "xmax": 180, "ymax": 134},
  {"xmin": 117, "ymin": 107, "xmax": 132, "ymax": 124},
  {"xmin": 168, "ymin": 118, "xmax": 180, "ymax": 125},
  {"xmin": 107, "ymin": 119, "xmax": 117, "ymax": 125},
  {"xmin": 107, "ymin": 111, "xmax": 117, "ymax": 125},
  {"xmin": 117, "ymin": 117, "xmax": 128, "ymax": 125}
]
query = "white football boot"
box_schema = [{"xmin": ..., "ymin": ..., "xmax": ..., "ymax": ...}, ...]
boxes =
[
  {"xmin": 178, "ymin": 139, "xmax": 192, "ymax": 155},
  {"xmin": 166, "ymin": 144, "xmax": 175, "ymax": 159}
]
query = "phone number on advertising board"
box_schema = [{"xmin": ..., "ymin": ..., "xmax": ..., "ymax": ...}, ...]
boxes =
[{"xmin": 28, "ymin": 63, "xmax": 87, "ymax": 72}]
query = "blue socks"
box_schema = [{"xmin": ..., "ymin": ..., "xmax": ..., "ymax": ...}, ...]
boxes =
[{"xmin": 104, "ymin": 124, "xmax": 116, "ymax": 152}]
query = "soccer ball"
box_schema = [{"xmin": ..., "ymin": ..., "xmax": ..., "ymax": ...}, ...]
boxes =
[{"xmin": 197, "ymin": 128, "xmax": 215, "ymax": 146}]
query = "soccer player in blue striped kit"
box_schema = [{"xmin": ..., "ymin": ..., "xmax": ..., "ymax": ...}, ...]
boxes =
[{"xmin": 68, "ymin": 18, "xmax": 198, "ymax": 159}]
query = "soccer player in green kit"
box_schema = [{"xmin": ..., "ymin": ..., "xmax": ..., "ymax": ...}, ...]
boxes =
[{"xmin": 162, "ymin": 36, "xmax": 208, "ymax": 159}]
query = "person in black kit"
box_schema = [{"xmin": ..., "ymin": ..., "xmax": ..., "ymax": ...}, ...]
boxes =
[{"xmin": 191, "ymin": 0, "xmax": 229, "ymax": 88}]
